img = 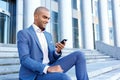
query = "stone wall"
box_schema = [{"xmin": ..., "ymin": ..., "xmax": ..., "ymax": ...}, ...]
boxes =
[{"xmin": 95, "ymin": 41, "xmax": 120, "ymax": 60}]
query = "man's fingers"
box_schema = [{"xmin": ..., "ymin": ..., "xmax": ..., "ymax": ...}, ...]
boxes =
[
  {"xmin": 56, "ymin": 65, "xmax": 63, "ymax": 72},
  {"xmin": 56, "ymin": 43, "xmax": 64, "ymax": 49},
  {"xmin": 47, "ymin": 65, "xmax": 63, "ymax": 73}
]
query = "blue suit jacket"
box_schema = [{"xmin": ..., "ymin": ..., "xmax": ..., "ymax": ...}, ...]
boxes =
[{"xmin": 17, "ymin": 26, "xmax": 61, "ymax": 80}]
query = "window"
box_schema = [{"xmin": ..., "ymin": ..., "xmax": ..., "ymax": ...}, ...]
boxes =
[
  {"xmin": 95, "ymin": 1, "xmax": 99, "ymax": 17},
  {"xmin": 108, "ymin": 0, "xmax": 112, "ymax": 10},
  {"xmin": 53, "ymin": 0, "xmax": 58, "ymax": 2},
  {"xmin": 9, "ymin": 0, "xmax": 16, "ymax": 44},
  {"xmin": 0, "ymin": 13, "xmax": 10, "ymax": 43},
  {"xmin": 0, "ymin": 0, "xmax": 9, "ymax": 11},
  {"xmin": 51, "ymin": 11, "xmax": 60, "ymax": 43},
  {"xmin": 109, "ymin": 27, "xmax": 114, "ymax": 45},
  {"xmin": 72, "ymin": 0, "xmax": 77, "ymax": 9},
  {"xmin": 72, "ymin": 18, "xmax": 79, "ymax": 48},
  {"xmin": 95, "ymin": 24, "xmax": 100, "ymax": 41}
]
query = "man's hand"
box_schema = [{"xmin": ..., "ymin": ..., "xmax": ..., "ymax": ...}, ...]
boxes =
[
  {"xmin": 47, "ymin": 65, "xmax": 63, "ymax": 73},
  {"xmin": 56, "ymin": 43, "xmax": 65, "ymax": 53}
]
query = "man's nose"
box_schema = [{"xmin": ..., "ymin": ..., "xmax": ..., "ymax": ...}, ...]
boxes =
[{"xmin": 46, "ymin": 19, "xmax": 49, "ymax": 23}]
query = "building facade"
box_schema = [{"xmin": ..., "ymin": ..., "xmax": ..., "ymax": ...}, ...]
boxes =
[{"xmin": 0, "ymin": 0, "xmax": 120, "ymax": 49}]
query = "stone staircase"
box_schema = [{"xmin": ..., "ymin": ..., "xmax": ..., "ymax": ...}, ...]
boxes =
[
  {"xmin": 62, "ymin": 49, "xmax": 116, "ymax": 63},
  {"xmin": 63, "ymin": 49, "xmax": 120, "ymax": 80},
  {"xmin": 0, "ymin": 45, "xmax": 120, "ymax": 80},
  {"xmin": 0, "ymin": 45, "xmax": 19, "ymax": 80}
]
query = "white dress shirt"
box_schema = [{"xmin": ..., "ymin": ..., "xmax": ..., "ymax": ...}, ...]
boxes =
[{"xmin": 32, "ymin": 24, "xmax": 49, "ymax": 73}]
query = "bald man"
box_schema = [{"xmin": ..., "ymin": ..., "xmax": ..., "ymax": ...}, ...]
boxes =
[{"xmin": 17, "ymin": 7, "xmax": 89, "ymax": 80}]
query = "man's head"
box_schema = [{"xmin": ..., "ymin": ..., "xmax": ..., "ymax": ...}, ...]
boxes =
[{"xmin": 34, "ymin": 7, "xmax": 50, "ymax": 31}]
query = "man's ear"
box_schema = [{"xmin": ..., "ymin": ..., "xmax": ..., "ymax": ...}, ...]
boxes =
[{"xmin": 34, "ymin": 15, "xmax": 38, "ymax": 20}]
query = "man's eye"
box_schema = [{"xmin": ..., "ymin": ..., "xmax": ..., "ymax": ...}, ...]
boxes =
[
  {"xmin": 43, "ymin": 16, "xmax": 47, "ymax": 19},
  {"xmin": 43, "ymin": 16, "xmax": 50, "ymax": 20}
]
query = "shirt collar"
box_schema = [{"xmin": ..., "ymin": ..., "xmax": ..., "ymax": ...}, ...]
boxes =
[{"xmin": 32, "ymin": 24, "xmax": 43, "ymax": 33}]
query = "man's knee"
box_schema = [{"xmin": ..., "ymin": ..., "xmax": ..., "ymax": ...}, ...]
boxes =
[{"xmin": 74, "ymin": 50, "xmax": 86, "ymax": 62}]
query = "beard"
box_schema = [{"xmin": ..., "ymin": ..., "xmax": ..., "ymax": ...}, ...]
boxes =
[
  {"xmin": 38, "ymin": 23, "xmax": 46, "ymax": 31},
  {"xmin": 39, "ymin": 25, "xmax": 46, "ymax": 31},
  {"xmin": 42, "ymin": 27, "xmax": 45, "ymax": 31},
  {"xmin": 38, "ymin": 26, "xmax": 45, "ymax": 31},
  {"xmin": 36, "ymin": 19, "xmax": 47, "ymax": 31}
]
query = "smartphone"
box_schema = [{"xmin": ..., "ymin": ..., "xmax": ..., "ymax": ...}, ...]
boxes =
[{"xmin": 60, "ymin": 39, "xmax": 67, "ymax": 44}]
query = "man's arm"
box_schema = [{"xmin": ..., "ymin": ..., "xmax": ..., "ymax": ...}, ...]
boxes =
[
  {"xmin": 46, "ymin": 42, "xmax": 66, "ymax": 73},
  {"xmin": 17, "ymin": 30, "xmax": 46, "ymax": 74}
]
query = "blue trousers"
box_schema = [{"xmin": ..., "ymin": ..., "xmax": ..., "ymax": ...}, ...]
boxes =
[{"xmin": 36, "ymin": 50, "xmax": 89, "ymax": 80}]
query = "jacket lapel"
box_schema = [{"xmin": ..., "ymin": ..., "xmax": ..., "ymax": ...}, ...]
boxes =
[
  {"xmin": 28, "ymin": 26, "xmax": 42, "ymax": 51},
  {"xmin": 43, "ymin": 31, "xmax": 54, "ymax": 50}
]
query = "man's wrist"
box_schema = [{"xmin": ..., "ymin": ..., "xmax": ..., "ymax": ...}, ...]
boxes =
[
  {"xmin": 55, "ymin": 51, "xmax": 61, "ymax": 55},
  {"xmin": 43, "ymin": 65, "xmax": 49, "ymax": 74},
  {"xmin": 57, "ymin": 50, "xmax": 61, "ymax": 54}
]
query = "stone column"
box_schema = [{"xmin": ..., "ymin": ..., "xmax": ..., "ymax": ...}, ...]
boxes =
[
  {"xmin": 80, "ymin": 0, "xmax": 94, "ymax": 49},
  {"xmin": 16, "ymin": 0, "xmax": 23, "ymax": 32},
  {"xmin": 44, "ymin": 0, "xmax": 51, "ymax": 33},
  {"xmin": 23, "ymin": 0, "xmax": 41, "ymax": 28},
  {"xmin": 111, "ymin": 0, "xmax": 120, "ymax": 47},
  {"xmin": 98, "ymin": 0, "xmax": 110, "ymax": 44},
  {"xmin": 58, "ymin": 0, "xmax": 73, "ymax": 48}
]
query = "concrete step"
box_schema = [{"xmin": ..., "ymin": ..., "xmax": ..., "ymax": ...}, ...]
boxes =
[
  {"xmin": 0, "ymin": 47, "xmax": 17, "ymax": 52},
  {"xmin": 0, "ymin": 65, "xmax": 20, "ymax": 75},
  {"xmin": 0, "ymin": 52, "xmax": 18, "ymax": 58},
  {"xmin": 62, "ymin": 48, "xmax": 93, "ymax": 54},
  {"xmin": 0, "ymin": 73, "xmax": 18, "ymax": 80},
  {"xmin": 0, "ymin": 58, "xmax": 19, "ymax": 66},
  {"xmin": 87, "ymin": 58, "xmax": 115, "ymax": 63},
  {"xmin": 0, "ymin": 46, "xmax": 17, "ymax": 52},
  {"xmin": 86, "ymin": 55, "xmax": 110, "ymax": 59},
  {"xmin": 90, "ymin": 68, "xmax": 120, "ymax": 80},
  {"xmin": 62, "ymin": 49, "xmax": 108, "ymax": 56},
  {"xmin": 88, "ymin": 60, "xmax": 120, "ymax": 78},
  {"xmin": 0, "ymin": 46, "xmax": 18, "ymax": 58},
  {"xmin": 62, "ymin": 49, "xmax": 113, "ymax": 63},
  {"xmin": 67, "ymin": 60, "xmax": 120, "ymax": 80}
]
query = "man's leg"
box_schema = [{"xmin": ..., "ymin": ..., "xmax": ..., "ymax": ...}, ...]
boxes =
[
  {"xmin": 36, "ymin": 72, "xmax": 71, "ymax": 80},
  {"xmin": 51, "ymin": 50, "xmax": 89, "ymax": 80}
]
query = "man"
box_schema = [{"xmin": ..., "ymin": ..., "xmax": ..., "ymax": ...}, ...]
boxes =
[{"xmin": 17, "ymin": 6, "xmax": 89, "ymax": 80}]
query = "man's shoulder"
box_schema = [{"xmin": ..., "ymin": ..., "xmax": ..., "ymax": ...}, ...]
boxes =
[
  {"xmin": 44, "ymin": 31, "xmax": 50, "ymax": 34},
  {"xmin": 44, "ymin": 31, "xmax": 52, "ymax": 35},
  {"xmin": 17, "ymin": 27, "xmax": 33, "ymax": 38},
  {"xmin": 17, "ymin": 29, "xmax": 28, "ymax": 34},
  {"xmin": 18, "ymin": 26, "xmax": 33, "ymax": 33}
]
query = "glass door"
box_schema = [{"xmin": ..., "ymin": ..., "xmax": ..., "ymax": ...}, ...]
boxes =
[
  {"xmin": 0, "ymin": 0, "xmax": 16, "ymax": 44},
  {"xmin": 0, "ymin": 9, "xmax": 10, "ymax": 44}
]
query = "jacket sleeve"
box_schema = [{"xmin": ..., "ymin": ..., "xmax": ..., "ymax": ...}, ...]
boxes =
[{"xmin": 17, "ymin": 30, "xmax": 46, "ymax": 74}]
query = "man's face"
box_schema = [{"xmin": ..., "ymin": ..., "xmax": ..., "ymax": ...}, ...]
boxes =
[{"xmin": 37, "ymin": 10, "xmax": 50, "ymax": 30}]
